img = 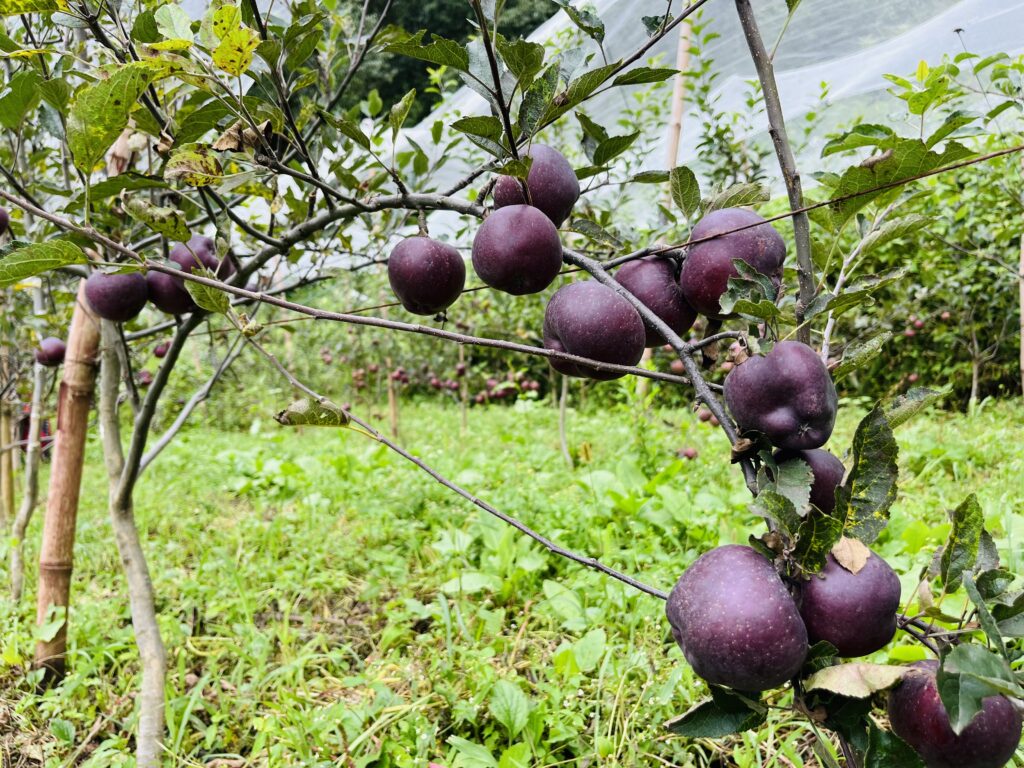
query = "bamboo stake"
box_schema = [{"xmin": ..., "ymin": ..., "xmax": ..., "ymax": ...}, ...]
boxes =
[{"xmin": 33, "ymin": 282, "xmax": 100, "ymax": 682}]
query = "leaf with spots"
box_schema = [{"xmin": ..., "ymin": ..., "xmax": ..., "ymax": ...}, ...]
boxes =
[
  {"xmin": 120, "ymin": 194, "xmax": 189, "ymax": 242},
  {"xmin": 939, "ymin": 493, "xmax": 983, "ymax": 592},
  {"xmin": 0, "ymin": 0, "xmax": 68, "ymax": 15},
  {"xmin": 275, "ymin": 398, "xmax": 350, "ymax": 427},
  {"xmin": 836, "ymin": 407, "xmax": 898, "ymax": 544},
  {"xmin": 165, "ymin": 143, "xmax": 223, "ymax": 187},
  {"xmin": 0, "ymin": 240, "xmax": 86, "ymax": 286},
  {"xmin": 213, "ymin": 25, "xmax": 259, "ymax": 76},
  {"xmin": 667, "ymin": 687, "xmax": 766, "ymax": 738}
]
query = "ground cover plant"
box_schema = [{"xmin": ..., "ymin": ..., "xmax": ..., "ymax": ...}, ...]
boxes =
[{"xmin": 0, "ymin": 0, "xmax": 1021, "ymax": 766}]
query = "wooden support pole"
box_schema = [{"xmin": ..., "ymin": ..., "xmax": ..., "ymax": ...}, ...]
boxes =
[
  {"xmin": 33, "ymin": 281, "xmax": 100, "ymax": 683},
  {"xmin": 0, "ymin": 401, "xmax": 13, "ymax": 528}
]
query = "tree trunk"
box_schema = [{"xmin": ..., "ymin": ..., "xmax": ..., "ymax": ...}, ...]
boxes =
[
  {"xmin": 98, "ymin": 320, "xmax": 167, "ymax": 768},
  {"xmin": 10, "ymin": 360, "xmax": 45, "ymax": 601},
  {"xmin": 1, "ymin": 401, "xmax": 14, "ymax": 529},
  {"xmin": 970, "ymin": 357, "xmax": 981, "ymax": 411},
  {"xmin": 34, "ymin": 281, "xmax": 100, "ymax": 683},
  {"xmin": 559, "ymin": 375, "xmax": 573, "ymax": 468}
]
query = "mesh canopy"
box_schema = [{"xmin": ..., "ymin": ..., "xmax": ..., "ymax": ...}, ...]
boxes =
[{"xmin": 411, "ymin": 0, "xmax": 1024, "ymax": 199}]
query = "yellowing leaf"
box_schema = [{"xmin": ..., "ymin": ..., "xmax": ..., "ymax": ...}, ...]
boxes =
[
  {"xmin": 804, "ymin": 663, "xmax": 908, "ymax": 698},
  {"xmin": 213, "ymin": 26, "xmax": 259, "ymax": 77},
  {"xmin": 0, "ymin": 0, "xmax": 68, "ymax": 16},
  {"xmin": 831, "ymin": 536, "xmax": 871, "ymax": 574},
  {"xmin": 275, "ymin": 399, "xmax": 350, "ymax": 427},
  {"xmin": 165, "ymin": 143, "xmax": 223, "ymax": 187},
  {"xmin": 212, "ymin": 5, "xmax": 242, "ymax": 39},
  {"xmin": 147, "ymin": 39, "xmax": 193, "ymax": 52}
]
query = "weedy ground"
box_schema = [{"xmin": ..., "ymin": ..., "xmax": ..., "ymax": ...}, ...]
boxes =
[{"xmin": 0, "ymin": 396, "xmax": 1022, "ymax": 767}]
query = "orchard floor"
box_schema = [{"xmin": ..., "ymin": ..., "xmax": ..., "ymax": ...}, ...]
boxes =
[{"xmin": 0, "ymin": 397, "xmax": 1022, "ymax": 767}]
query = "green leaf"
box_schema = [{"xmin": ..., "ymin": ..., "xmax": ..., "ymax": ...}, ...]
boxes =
[
  {"xmin": 550, "ymin": 0, "xmax": 604, "ymax": 42},
  {"xmin": 0, "ymin": 0, "xmax": 69, "ymax": 15},
  {"xmin": 669, "ymin": 166, "xmax": 700, "ymax": 217},
  {"xmin": 702, "ymin": 182, "xmax": 769, "ymax": 212},
  {"xmin": 384, "ymin": 31, "xmax": 469, "ymax": 73},
  {"xmin": 165, "ymin": 143, "xmax": 223, "ymax": 187},
  {"xmin": 80, "ymin": 172, "xmax": 169, "ymax": 201},
  {"xmin": 793, "ymin": 510, "xmax": 845, "ymax": 574},
  {"xmin": 883, "ymin": 387, "xmax": 948, "ymax": 429},
  {"xmin": 864, "ymin": 724, "xmax": 924, "ymax": 768},
  {"xmin": 940, "ymin": 494, "xmax": 983, "ymax": 592},
  {"xmin": 67, "ymin": 60, "xmax": 178, "ymax": 173},
  {"xmin": 568, "ymin": 219, "xmax": 622, "ymax": 248},
  {"xmin": 496, "ymin": 37, "xmax": 544, "ymax": 86},
  {"xmin": 388, "ymin": 88, "xmax": 416, "ymax": 140},
  {"xmin": 518, "ymin": 63, "xmax": 557, "ymax": 136},
  {"xmin": 821, "ymin": 124, "xmax": 896, "ymax": 157},
  {"xmin": 447, "ymin": 736, "xmax": 498, "ymax": 768},
  {"xmin": 667, "ymin": 688, "xmax": 766, "ymax": 738},
  {"xmin": 541, "ymin": 62, "xmax": 620, "ymax": 124},
  {"xmin": 0, "ymin": 69, "xmax": 42, "ymax": 130},
  {"xmin": 833, "ymin": 332, "xmax": 892, "ymax": 383},
  {"xmin": 214, "ymin": 26, "xmax": 260, "ymax": 76},
  {"xmin": 963, "ymin": 574, "xmax": 1006, "ymax": 656},
  {"xmin": 593, "ymin": 132, "xmax": 638, "ymax": 166},
  {"xmin": 183, "ymin": 269, "xmax": 229, "ymax": 314},
  {"xmin": 822, "ymin": 269, "xmax": 906, "ymax": 319},
  {"xmin": 121, "ymin": 195, "xmax": 189, "ymax": 242},
  {"xmin": 0, "ymin": 240, "xmax": 87, "ymax": 286},
  {"xmin": 573, "ymin": 628, "xmax": 606, "ymax": 673},
  {"xmin": 451, "ymin": 115, "xmax": 504, "ymax": 143},
  {"xmin": 50, "ymin": 717, "xmax": 75, "ymax": 745},
  {"xmin": 750, "ymin": 488, "xmax": 802, "ymax": 538},
  {"xmin": 631, "ymin": 170, "xmax": 669, "ymax": 183},
  {"xmin": 804, "ymin": 663, "xmax": 907, "ymax": 698},
  {"xmin": 489, "ymin": 680, "xmax": 530, "ymax": 739},
  {"xmin": 836, "ymin": 407, "xmax": 898, "ymax": 544},
  {"xmin": 937, "ymin": 644, "xmax": 1022, "ymax": 735},
  {"xmin": 497, "ymin": 743, "xmax": 531, "ymax": 768},
  {"xmin": 858, "ymin": 215, "xmax": 930, "ymax": 256},
  {"xmin": 274, "ymin": 398, "xmax": 349, "ymax": 427},
  {"xmin": 612, "ymin": 67, "xmax": 677, "ymax": 86},
  {"xmin": 154, "ymin": 4, "xmax": 193, "ymax": 41},
  {"xmin": 319, "ymin": 110, "xmax": 370, "ymax": 150},
  {"xmin": 440, "ymin": 571, "xmax": 501, "ymax": 595}
]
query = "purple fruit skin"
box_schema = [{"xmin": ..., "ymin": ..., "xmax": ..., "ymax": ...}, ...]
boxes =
[
  {"xmin": 724, "ymin": 341, "xmax": 838, "ymax": 450},
  {"xmin": 85, "ymin": 271, "xmax": 149, "ymax": 322},
  {"xmin": 387, "ymin": 237, "xmax": 466, "ymax": 316},
  {"xmin": 665, "ymin": 545, "xmax": 808, "ymax": 691},
  {"xmin": 35, "ymin": 337, "xmax": 66, "ymax": 367},
  {"xmin": 797, "ymin": 551, "xmax": 900, "ymax": 657},
  {"xmin": 170, "ymin": 235, "xmax": 234, "ymax": 279},
  {"xmin": 774, "ymin": 449, "xmax": 845, "ymax": 514},
  {"xmin": 542, "ymin": 280, "xmax": 646, "ymax": 381},
  {"xmin": 492, "ymin": 145, "xmax": 580, "ymax": 227},
  {"xmin": 679, "ymin": 208, "xmax": 786, "ymax": 317},
  {"xmin": 888, "ymin": 660, "xmax": 1022, "ymax": 768},
  {"xmin": 146, "ymin": 265, "xmax": 197, "ymax": 315},
  {"xmin": 614, "ymin": 257, "xmax": 697, "ymax": 347},
  {"xmin": 472, "ymin": 205, "xmax": 563, "ymax": 295},
  {"xmin": 0, "ymin": 206, "xmax": 9, "ymax": 237}
]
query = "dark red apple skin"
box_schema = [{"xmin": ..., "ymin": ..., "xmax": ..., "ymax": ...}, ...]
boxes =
[
  {"xmin": 85, "ymin": 271, "xmax": 149, "ymax": 323},
  {"xmin": 888, "ymin": 660, "xmax": 1022, "ymax": 768},
  {"xmin": 542, "ymin": 280, "xmax": 645, "ymax": 381},
  {"xmin": 797, "ymin": 551, "xmax": 900, "ymax": 657},
  {"xmin": 387, "ymin": 236, "xmax": 466, "ymax": 315},
  {"xmin": 724, "ymin": 341, "xmax": 838, "ymax": 450},
  {"xmin": 774, "ymin": 449, "xmax": 845, "ymax": 514},
  {"xmin": 146, "ymin": 266, "xmax": 198, "ymax": 315},
  {"xmin": 614, "ymin": 257, "xmax": 697, "ymax": 347},
  {"xmin": 35, "ymin": 337, "xmax": 66, "ymax": 367},
  {"xmin": 170, "ymin": 235, "xmax": 234, "ymax": 279},
  {"xmin": 153, "ymin": 342, "xmax": 170, "ymax": 359},
  {"xmin": 0, "ymin": 206, "xmax": 9, "ymax": 236},
  {"xmin": 679, "ymin": 208, "xmax": 786, "ymax": 316},
  {"xmin": 472, "ymin": 205, "xmax": 563, "ymax": 295},
  {"xmin": 492, "ymin": 145, "xmax": 580, "ymax": 227},
  {"xmin": 665, "ymin": 545, "xmax": 808, "ymax": 691}
]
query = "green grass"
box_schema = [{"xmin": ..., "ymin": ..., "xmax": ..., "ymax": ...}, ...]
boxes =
[{"xmin": 1, "ymin": 396, "xmax": 1022, "ymax": 767}]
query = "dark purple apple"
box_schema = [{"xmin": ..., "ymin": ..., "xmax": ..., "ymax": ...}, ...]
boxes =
[
  {"xmin": 137, "ymin": 370, "xmax": 153, "ymax": 387},
  {"xmin": 614, "ymin": 257, "xmax": 697, "ymax": 347},
  {"xmin": 0, "ymin": 206, "xmax": 9, "ymax": 237},
  {"xmin": 492, "ymin": 145, "xmax": 580, "ymax": 227},
  {"xmin": 679, "ymin": 208, "xmax": 786, "ymax": 316},
  {"xmin": 85, "ymin": 271, "xmax": 149, "ymax": 323},
  {"xmin": 542, "ymin": 280, "xmax": 645, "ymax": 381},
  {"xmin": 170, "ymin": 235, "xmax": 234, "ymax": 279},
  {"xmin": 35, "ymin": 337, "xmax": 66, "ymax": 367},
  {"xmin": 387, "ymin": 236, "xmax": 466, "ymax": 315},
  {"xmin": 666, "ymin": 545, "xmax": 808, "ymax": 691},
  {"xmin": 888, "ymin": 660, "xmax": 1022, "ymax": 768},
  {"xmin": 146, "ymin": 266, "xmax": 197, "ymax": 315},
  {"xmin": 472, "ymin": 205, "xmax": 563, "ymax": 295},
  {"xmin": 774, "ymin": 449, "xmax": 845, "ymax": 514},
  {"xmin": 724, "ymin": 341, "xmax": 838, "ymax": 450},
  {"xmin": 153, "ymin": 342, "xmax": 170, "ymax": 359},
  {"xmin": 797, "ymin": 550, "xmax": 900, "ymax": 657}
]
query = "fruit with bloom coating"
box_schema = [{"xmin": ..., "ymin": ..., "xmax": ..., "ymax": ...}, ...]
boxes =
[
  {"xmin": 888, "ymin": 660, "xmax": 1022, "ymax": 768},
  {"xmin": 542, "ymin": 280, "xmax": 645, "ymax": 380},
  {"xmin": 797, "ymin": 550, "xmax": 900, "ymax": 657},
  {"xmin": 665, "ymin": 545, "xmax": 808, "ymax": 691},
  {"xmin": 492, "ymin": 145, "xmax": 580, "ymax": 227},
  {"xmin": 85, "ymin": 271, "xmax": 149, "ymax": 322},
  {"xmin": 153, "ymin": 342, "xmax": 170, "ymax": 359},
  {"xmin": 0, "ymin": 206, "xmax": 9, "ymax": 236},
  {"xmin": 725, "ymin": 341, "xmax": 838, "ymax": 450},
  {"xmin": 678, "ymin": 208, "xmax": 786, "ymax": 316},
  {"xmin": 472, "ymin": 206, "xmax": 563, "ymax": 295},
  {"xmin": 773, "ymin": 449, "xmax": 845, "ymax": 514},
  {"xmin": 169, "ymin": 235, "xmax": 235, "ymax": 279},
  {"xmin": 35, "ymin": 337, "xmax": 66, "ymax": 367},
  {"xmin": 146, "ymin": 265, "xmax": 197, "ymax": 315},
  {"xmin": 387, "ymin": 236, "xmax": 466, "ymax": 315},
  {"xmin": 614, "ymin": 257, "xmax": 696, "ymax": 347}
]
